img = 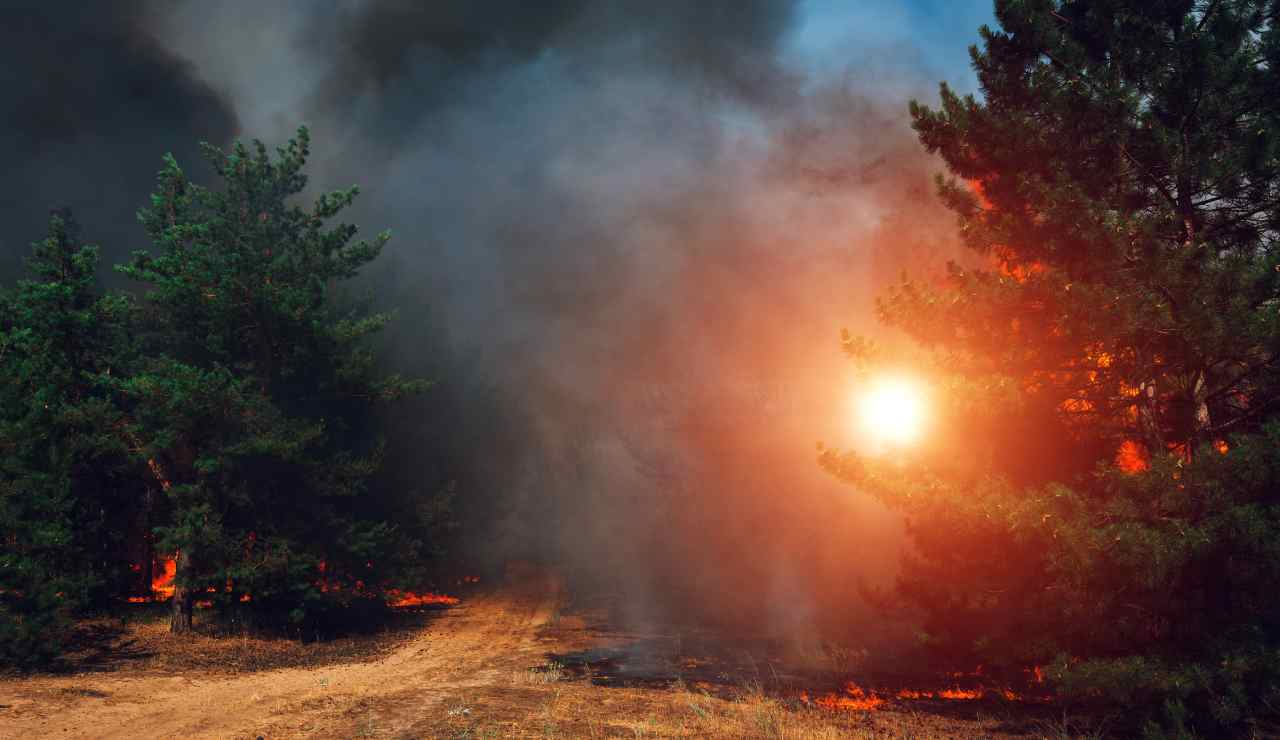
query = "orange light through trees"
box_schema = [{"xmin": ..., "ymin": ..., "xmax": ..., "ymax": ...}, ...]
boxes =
[{"xmin": 857, "ymin": 376, "xmax": 928, "ymax": 447}]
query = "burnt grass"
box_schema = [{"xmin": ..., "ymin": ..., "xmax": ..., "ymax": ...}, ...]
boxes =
[{"xmin": 534, "ymin": 592, "xmax": 1109, "ymax": 737}]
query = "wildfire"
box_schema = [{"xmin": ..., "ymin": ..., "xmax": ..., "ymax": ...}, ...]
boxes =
[
  {"xmin": 1116, "ymin": 439, "xmax": 1149, "ymax": 474},
  {"xmin": 803, "ymin": 681, "xmax": 1024, "ymax": 712},
  {"xmin": 1116, "ymin": 435, "xmax": 1230, "ymax": 475},
  {"xmin": 387, "ymin": 590, "xmax": 460, "ymax": 608},
  {"xmin": 128, "ymin": 555, "xmax": 177, "ymax": 602},
  {"xmin": 803, "ymin": 683, "xmax": 886, "ymax": 711},
  {"xmin": 153, "ymin": 556, "xmax": 175, "ymax": 598}
]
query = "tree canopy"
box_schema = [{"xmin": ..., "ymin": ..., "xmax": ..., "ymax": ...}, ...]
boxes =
[
  {"xmin": 1, "ymin": 129, "xmax": 440, "ymax": 662},
  {"xmin": 823, "ymin": 0, "xmax": 1280, "ymax": 733}
]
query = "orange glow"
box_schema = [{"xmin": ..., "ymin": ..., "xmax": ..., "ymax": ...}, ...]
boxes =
[
  {"xmin": 152, "ymin": 556, "xmax": 176, "ymax": 599},
  {"xmin": 805, "ymin": 683, "xmax": 886, "ymax": 711},
  {"xmin": 387, "ymin": 590, "xmax": 460, "ymax": 608},
  {"xmin": 127, "ymin": 555, "xmax": 177, "ymax": 603},
  {"xmin": 1058, "ymin": 397, "xmax": 1093, "ymax": 414},
  {"xmin": 857, "ymin": 376, "xmax": 927, "ymax": 446},
  {"xmin": 966, "ymin": 179, "xmax": 993, "ymax": 210},
  {"xmin": 806, "ymin": 681, "xmax": 1023, "ymax": 711},
  {"xmin": 1214, "ymin": 439, "xmax": 1230, "ymax": 455},
  {"xmin": 1115, "ymin": 439, "xmax": 1149, "ymax": 474}
]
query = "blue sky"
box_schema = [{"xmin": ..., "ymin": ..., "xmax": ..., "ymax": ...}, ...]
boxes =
[{"xmin": 791, "ymin": 0, "xmax": 996, "ymax": 94}]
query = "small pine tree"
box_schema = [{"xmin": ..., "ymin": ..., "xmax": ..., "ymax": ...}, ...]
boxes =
[
  {"xmin": 0, "ymin": 212, "xmax": 135, "ymax": 666},
  {"xmin": 117, "ymin": 128, "xmax": 429, "ymax": 634},
  {"xmin": 823, "ymin": 1, "xmax": 1280, "ymax": 731}
]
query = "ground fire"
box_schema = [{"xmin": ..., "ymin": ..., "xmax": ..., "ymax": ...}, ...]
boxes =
[{"xmin": 802, "ymin": 680, "xmax": 1028, "ymax": 712}]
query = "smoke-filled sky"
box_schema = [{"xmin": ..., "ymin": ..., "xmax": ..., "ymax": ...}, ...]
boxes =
[{"xmin": 4, "ymin": 0, "xmax": 993, "ymax": 637}]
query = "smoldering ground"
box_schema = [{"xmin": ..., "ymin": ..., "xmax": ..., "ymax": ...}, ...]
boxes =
[{"xmin": 5, "ymin": 1, "xmax": 966, "ymax": 642}]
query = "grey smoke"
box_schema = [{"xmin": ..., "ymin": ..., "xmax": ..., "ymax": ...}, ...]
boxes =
[{"xmin": 7, "ymin": 0, "xmax": 966, "ymax": 639}]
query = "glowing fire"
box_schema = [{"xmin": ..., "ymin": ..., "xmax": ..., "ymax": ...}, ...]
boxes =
[
  {"xmin": 804, "ymin": 681, "xmax": 1025, "ymax": 712},
  {"xmin": 128, "ymin": 555, "xmax": 177, "ymax": 602},
  {"xmin": 857, "ymin": 377, "xmax": 927, "ymax": 446},
  {"xmin": 803, "ymin": 683, "xmax": 885, "ymax": 711},
  {"xmin": 387, "ymin": 590, "xmax": 460, "ymax": 608},
  {"xmin": 1115, "ymin": 439, "xmax": 1149, "ymax": 474},
  {"xmin": 153, "ymin": 556, "xmax": 176, "ymax": 599}
]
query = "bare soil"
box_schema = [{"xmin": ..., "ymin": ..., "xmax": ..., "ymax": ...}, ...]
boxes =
[{"xmin": 0, "ymin": 569, "xmax": 1090, "ymax": 739}]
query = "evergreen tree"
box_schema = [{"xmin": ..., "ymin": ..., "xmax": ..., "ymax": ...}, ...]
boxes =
[
  {"xmin": 0, "ymin": 212, "xmax": 135, "ymax": 666},
  {"xmin": 823, "ymin": 1, "xmax": 1280, "ymax": 731},
  {"xmin": 118, "ymin": 128, "xmax": 429, "ymax": 634}
]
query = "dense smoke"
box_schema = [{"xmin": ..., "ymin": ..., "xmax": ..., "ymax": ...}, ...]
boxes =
[
  {"xmin": 6, "ymin": 1, "xmax": 966, "ymax": 640},
  {"xmin": 0, "ymin": 1, "xmax": 238, "ymax": 279}
]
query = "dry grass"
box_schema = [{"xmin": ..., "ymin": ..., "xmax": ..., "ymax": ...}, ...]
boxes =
[
  {"xmin": 22, "ymin": 604, "xmax": 430, "ymax": 677},
  {"xmin": 1, "ymin": 581, "xmax": 1093, "ymax": 739},
  {"xmin": 417, "ymin": 661, "xmax": 1038, "ymax": 738},
  {"xmin": 515, "ymin": 659, "xmax": 567, "ymax": 686}
]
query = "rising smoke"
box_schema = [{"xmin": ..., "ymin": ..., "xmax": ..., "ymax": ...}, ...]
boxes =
[{"xmin": 5, "ymin": 1, "xmax": 966, "ymax": 640}]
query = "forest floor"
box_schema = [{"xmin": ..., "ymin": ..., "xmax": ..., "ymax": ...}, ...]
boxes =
[{"xmin": 0, "ymin": 567, "xmax": 1101, "ymax": 739}]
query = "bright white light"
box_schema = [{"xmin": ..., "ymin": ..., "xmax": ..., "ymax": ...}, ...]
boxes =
[{"xmin": 858, "ymin": 377, "xmax": 927, "ymax": 446}]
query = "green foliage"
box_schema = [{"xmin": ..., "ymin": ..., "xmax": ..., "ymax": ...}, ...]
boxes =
[
  {"xmin": 0, "ymin": 212, "xmax": 136, "ymax": 666},
  {"xmin": 824, "ymin": 0, "xmax": 1280, "ymax": 732},
  {"xmin": 116, "ymin": 127, "xmax": 431, "ymax": 630}
]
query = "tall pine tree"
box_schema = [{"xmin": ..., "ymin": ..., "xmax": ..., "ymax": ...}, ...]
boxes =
[
  {"xmin": 823, "ymin": 0, "xmax": 1280, "ymax": 731},
  {"xmin": 0, "ymin": 212, "xmax": 136, "ymax": 666},
  {"xmin": 118, "ymin": 128, "xmax": 429, "ymax": 634}
]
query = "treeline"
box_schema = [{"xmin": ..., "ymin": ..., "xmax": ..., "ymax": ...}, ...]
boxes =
[
  {"xmin": 824, "ymin": 1, "xmax": 1280, "ymax": 736},
  {"xmin": 0, "ymin": 128, "xmax": 446, "ymax": 667}
]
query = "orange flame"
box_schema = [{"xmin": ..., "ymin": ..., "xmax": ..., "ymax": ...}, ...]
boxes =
[
  {"xmin": 387, "ymin": 590, "xmax": 460, "ymax": 608},
  {"xmin": 1115, "ymin": 439, "xmax": 1150, "ymax": 474},
  {"xmin": 805, "ymin": 683, "xmax": 886, "ymax": 711},
  {"xmin": 152, "ymin": 555, "xmax": 176, "ymax": 599},
  {"xmin": 806, "ymin": 679, "xmax": 1026, "ymax": 711}
]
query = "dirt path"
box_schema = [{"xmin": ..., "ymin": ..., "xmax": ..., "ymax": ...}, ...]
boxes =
[{"xmin": 0, "ymin": 571, "xmax": 564, "ymax": 739}]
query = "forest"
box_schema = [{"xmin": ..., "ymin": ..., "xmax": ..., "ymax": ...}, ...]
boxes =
[{"xmin": 4, "ymin": 1, "xmax": 1280, "ymax": 738}]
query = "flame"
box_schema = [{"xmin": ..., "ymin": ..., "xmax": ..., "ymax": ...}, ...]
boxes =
[
  {"xmin": 967, "ymin": 179, "xmax": 993, "ymax": 210},
  {"xmin": 127, "ymin": 555, "xmax": 176, "ymax": 603},
  {"xmin": 387, "ymin": 590, "xmax": 460, "ymax": 608},
  {"xmin": 152, "ymin": 556, "xmax": 176, "ymax": 599},
  {"xmin": 805, "ymin": 683, "xmax": 886, "ymax": 711},
  {"xmin": 1116, "ymin": 439, "xmax": 1150, "ymax": 474},
  {"xmin": 805, "ymin": 678, "xmax": 1027, "ymax": 711}
]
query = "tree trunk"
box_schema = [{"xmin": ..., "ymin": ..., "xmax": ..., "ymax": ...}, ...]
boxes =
[
  {"xmin": 1137, "ymin": 378, "xmax": 1165, "ymax": 454},
  {"xmin": 143, "ymin": 487, "xmax": 154, "ymax": 598},
  {"xmin": 169, "ymin": 550, "xmax": 194, "ymax": 634}
]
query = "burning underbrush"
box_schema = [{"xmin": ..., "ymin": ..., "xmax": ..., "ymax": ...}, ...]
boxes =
[
  {"xmin": 800, "ymin": 679, "xmax": 1044, "ymax": 713},
  {"xmin": 124, "ymin": 554, "xmax": 475, "ymax": 611},
  {"xmin": 545, "ymin": 624, "xmax": 1054, "ymax": 722},
  {"xmin": 427, "ymin": 590, "xmax": 1081, "ymax": 739}
]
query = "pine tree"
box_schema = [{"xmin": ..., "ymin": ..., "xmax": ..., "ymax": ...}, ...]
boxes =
[
  {"xmin": 822, "ymin": 1, "xmax": 1280, "ymax": 730},
  {"xmin": 118, "ymin": 128, "xmax": 429, "ymax": 634},
  {"xmin": 0, "ymin": 212, "xmax": 135, "ymax": 666}
]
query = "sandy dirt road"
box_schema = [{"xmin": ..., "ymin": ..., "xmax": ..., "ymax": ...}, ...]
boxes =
[{"xmin": 0, "ymin": 571, "xmax": 564, "ymax": 739}]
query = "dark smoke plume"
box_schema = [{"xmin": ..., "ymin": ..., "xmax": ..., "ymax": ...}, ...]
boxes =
[
  {"xmin": 0, "ymin": 1, "xmax": 238, "ymax": 278},
  {"xmin": 8, "ymin": 0, "xmax": 967, "ymax": 642}
]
